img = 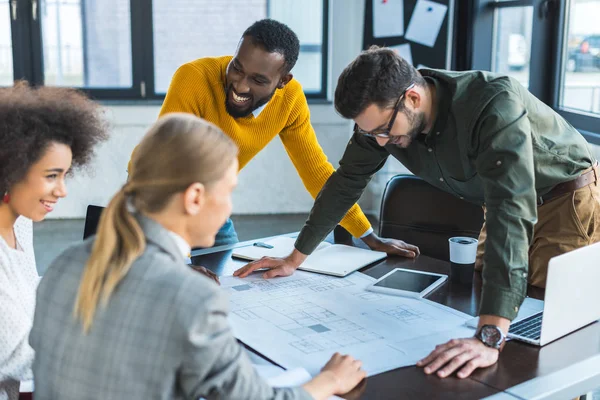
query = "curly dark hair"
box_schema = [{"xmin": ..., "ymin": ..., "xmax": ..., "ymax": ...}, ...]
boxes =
[
  {"xmin": 0, "ymin": 82, "xmax": 109, "ymax": 194},
  {"xmin": 335, "ymin": 46, "xmax": 426, "ymax": 119},
  {"xmin": 243, "ymin": 19, "xmax": 300, "ymax": 74}
]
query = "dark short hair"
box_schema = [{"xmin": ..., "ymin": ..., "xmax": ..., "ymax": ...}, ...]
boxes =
[
  {"xmin": 335, "ymin": 46, "xmax": 426, "ymax": 119},
  {"xmin": 0, "ymin": 82, "xmax": 109, "ymax": 194},
  {"xmin": 243, "ymin": 19, "xmax": 300, "ymax": 74}
]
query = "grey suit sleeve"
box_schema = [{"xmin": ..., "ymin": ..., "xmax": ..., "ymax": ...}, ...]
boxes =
[{"xmin": 179, "ymin": 283, "xmax": 314, "ymax": 400}]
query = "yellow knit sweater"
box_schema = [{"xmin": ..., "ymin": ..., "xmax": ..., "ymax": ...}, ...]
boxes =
[{"xmin": 134, "ymin": 56, "xmax": 371, "ymax": 237}]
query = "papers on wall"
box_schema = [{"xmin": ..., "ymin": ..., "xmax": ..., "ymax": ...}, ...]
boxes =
[
  {"xmin": 390, "ymin": 43, "xmax": 413, "ymax": 66},
  {"xmin": 373, "ymin": 0, "xmax": 405, "ymax": 38},
  {"xmin": 405, "ymin": 0, "xmax": 448, "ymax": 47},
  {"xmin": 222, "ymin": 270, "xmax": 475, "ymax": 377}
]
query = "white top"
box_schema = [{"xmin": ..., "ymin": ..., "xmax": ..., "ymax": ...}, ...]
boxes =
[
  {"xmin": 0, "ymin": 217, "xmax": 39, "ymax": 400},
  {"xmin": 166, "ymin": 230, "xmax": 191, "ymax": 259}
]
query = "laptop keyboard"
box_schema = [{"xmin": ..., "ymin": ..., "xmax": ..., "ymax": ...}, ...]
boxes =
[{"xmin": 509, "ymin": 311, "xmax": 543, "ymax": 341}]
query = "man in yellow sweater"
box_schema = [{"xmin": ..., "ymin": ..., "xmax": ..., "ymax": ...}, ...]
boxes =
[{"xmin": 136, "ymin": 19, "xmax": 418, "ymax": 258}]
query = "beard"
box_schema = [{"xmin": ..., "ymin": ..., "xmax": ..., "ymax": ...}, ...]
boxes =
[
  {"xmin": 399, "ymin": 109, "xmax": 427, "ymax": 147},
  {"xmin": 224, "ymin": 85, "xmax": 277, "ymax": 118}
]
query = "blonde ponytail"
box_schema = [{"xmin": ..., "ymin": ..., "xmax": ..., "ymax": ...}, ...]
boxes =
[
  {"xmin": 74, "ymin": 189, "xmax": 145, "ymax": 332},
  {"xmin": 73, "ymin": 113, "xmax": 237, "ymax": 332}
]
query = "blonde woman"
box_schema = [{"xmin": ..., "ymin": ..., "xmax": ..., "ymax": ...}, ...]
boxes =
[
  {"xmin": 0, "ymin": 83, "xmax": 107, "ymax": 400},
  {"xmin": 30, "ymin": 114, "xmax": 365, "ymax": 400}
]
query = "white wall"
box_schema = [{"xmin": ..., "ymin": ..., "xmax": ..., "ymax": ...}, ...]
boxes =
[{"xmin": 50, "ymin": 0, "xmax": 368, "ymax": 219}]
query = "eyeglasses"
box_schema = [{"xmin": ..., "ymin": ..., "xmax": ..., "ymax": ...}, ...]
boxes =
[{"xmin": 354, "ymin": 83, "xmax": 415, "ymax": 138}]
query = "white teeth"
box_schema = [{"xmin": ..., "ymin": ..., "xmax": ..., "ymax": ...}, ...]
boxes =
[{"xmin": 232, "ymin": 92, "xmax": 250, "ymax": 103}]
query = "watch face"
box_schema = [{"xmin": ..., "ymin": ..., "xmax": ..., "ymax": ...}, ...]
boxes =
[{"xmin": 481, "ymin": 325, "xmax": 502, "ymax": 345}]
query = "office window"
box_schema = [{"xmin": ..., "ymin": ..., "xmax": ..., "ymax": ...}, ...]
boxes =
[
  {"xmin": 559, "ymin": 0, "xmax": 600, "ymax": 116},
  {"xmin": 152, "ymin": 0, "xmax": 268, "ymax": 94},
  {"xmin": 472, "ymin": 0, "xmax": 600, "ymax": 142},
  {"xmin": 0, "ymin": 0, "xmax": 13, "ymax": 86},
  {"xmin": 269, "ymin": 0, "xmax": 324, "ymax": 93},
  {"xmin": 10, "ymin": 0, "xmax": 328, "ymax": 99},
  {"xmin": 152, "ymin": 0, "xmax": 326, "ymax": 97},
  {"xmin": 491, "ymin": 6, "xmax": 533, "ymax": 89},
  {"xmin": 41, "ymin": 0, "xmax": 132, "ymax": 88}
]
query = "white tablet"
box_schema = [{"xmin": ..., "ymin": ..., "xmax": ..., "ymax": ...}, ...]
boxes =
[{"xmin": 366, "ymin": 268, "xmax": 448, "ymax": 298}]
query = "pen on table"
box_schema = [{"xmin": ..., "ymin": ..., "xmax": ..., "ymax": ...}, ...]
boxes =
[{"xmin": 253, "ymin": 242, "xmax": 274, "ymax": 249}]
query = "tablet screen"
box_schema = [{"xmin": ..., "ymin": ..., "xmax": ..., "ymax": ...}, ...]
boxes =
[{"xmin": 373, "ymin": 269, "xmax": 441, "ymax": 293}]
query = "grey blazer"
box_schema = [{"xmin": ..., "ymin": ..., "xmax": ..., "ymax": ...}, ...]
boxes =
[{"xmin": 30, "ymin": 215, "xmax": 312, "ymax": 400}]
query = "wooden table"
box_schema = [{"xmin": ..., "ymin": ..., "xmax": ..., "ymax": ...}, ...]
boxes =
[{"xmin": 191, "ymin": 234, "xmax": 600, "ymax": 399}]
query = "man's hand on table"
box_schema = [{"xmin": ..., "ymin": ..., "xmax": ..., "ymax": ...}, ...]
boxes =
[
  {"xmin": 233, "ymin": 249, "xmax": 308, "ymax": 279},
  {"xmin": 361, "ymin": 233, "xmax": 420, "ymax": 258},
  {"xmin": 417, "ymin": 315, "xmax": 510, "ymax": 378}
]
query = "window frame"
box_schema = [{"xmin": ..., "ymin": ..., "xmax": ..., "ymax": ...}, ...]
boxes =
[
  {"xmin": 551, "ymin": 0, "xmax": 600, "ymax": 144},
  {"xmin": 5, "ymin": 0, "xmax": 330, "ymax": 101},
  {"xmin": 470, "ymin": 0, "xmax": 600, "ymax": 144}
]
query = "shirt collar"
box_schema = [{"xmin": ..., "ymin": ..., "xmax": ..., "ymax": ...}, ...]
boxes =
[
  {"xmin": 166, "ymin": 230, "xmax": 191, "ymax": 259},
  {"xmin": 252, "ymin": 103, "xmax": 268, "ymax": 118},
  {"xmin": 420, "ymin": 70, "xmax": 452, "ymax": 139}
]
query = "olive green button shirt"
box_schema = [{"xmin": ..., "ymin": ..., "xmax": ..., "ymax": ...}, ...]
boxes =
[{"xmin": 295, "ymin": 69, "xmax": 595, "ymax": 320}]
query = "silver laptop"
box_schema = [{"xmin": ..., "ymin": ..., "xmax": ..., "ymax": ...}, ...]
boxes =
[{"xmin": 508, "ymin": 241, "xmax": 600, "ymax": 346}]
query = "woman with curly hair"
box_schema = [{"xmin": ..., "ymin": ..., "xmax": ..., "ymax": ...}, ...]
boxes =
[{"xmin": 0, "ymin": 82, "xmax": 108, "ymax": 400}]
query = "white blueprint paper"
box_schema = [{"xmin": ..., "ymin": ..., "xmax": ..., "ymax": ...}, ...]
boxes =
[
  {"xmin": 405, "ymin": 0, "xmax": 448, "ymax": 47},
  {"xmin": 222, "ymin": 271, "xmax": 475, "ymax": 377},
  {"xmin": 373, "ymin": 0, "xmax": 404, "ymax": 38}
]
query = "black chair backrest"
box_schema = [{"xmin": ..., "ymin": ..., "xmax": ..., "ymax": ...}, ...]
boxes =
[
  {"xmin": 83, "ymin": 205, "xmax": 105, "ymax": 240},
  {"xmin": 379, "ymin": 175, "xmax": 484, "ymax": 261}
]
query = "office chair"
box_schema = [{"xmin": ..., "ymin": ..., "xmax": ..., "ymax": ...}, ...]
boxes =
[
  {"xmin": 83, "ymin": 205, "xmax": 105, "ymax": 239},
  {"xmin": 379, "ymin": 175, "xmax": 484, "ymax": 262}
]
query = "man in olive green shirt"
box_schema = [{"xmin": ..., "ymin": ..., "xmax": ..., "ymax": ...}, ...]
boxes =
[{"xmin": 235, "ymin": 47, "xmax": 600, "ymax": 377}]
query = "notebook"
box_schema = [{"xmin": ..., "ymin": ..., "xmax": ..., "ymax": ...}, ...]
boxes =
[{"xmin": 232, "ymin": 236, "xmax": 387, "ymax": 277}]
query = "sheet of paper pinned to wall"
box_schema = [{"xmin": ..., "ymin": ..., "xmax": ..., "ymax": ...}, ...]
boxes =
[
  {"xmin": 405, "ymin": 0, "xmax": 448, "ymax": 48},
  {"xmin": 373, "ymin": 0, "xmax": 404, "ymax": 38},
  {"xmin": 390, "ymin": 43, "xmax": 413, "ymax": 66},
  {"xmin": 222, "ymin": 270, "xmax": 475, "ymax": 377}
]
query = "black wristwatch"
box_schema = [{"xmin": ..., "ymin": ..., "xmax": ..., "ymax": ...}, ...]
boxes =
[{"xmin": 475, "ymin": 325, "xmax": 506, "ymax": 351}]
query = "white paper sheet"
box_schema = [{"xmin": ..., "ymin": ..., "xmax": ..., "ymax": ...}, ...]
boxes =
[
  {"xmin": 389, "ymin": 43, "xmax": 413, "ymax": 66},
  {"xmin": 373, "ymin": 0, "xmax": 404, "ymax": 38},
  {"xmin": 254, "ymin": 364, "xmax": 287, "ymax": 380},
  {"xmin": 258, "ymin": 366, "xmax": 342, "ymax": 400},
  {"xmin": 405, "ymin": 0, "xmax": 448, "ymax": 47},
  {"xmin": 266, "ymin": 367, "xmax": 311, "ymax": 387},
  {"xmin": 19, "ymin": 380, "xmax": 34, "ymax": 393},
  {"xmin": 222, "ymin": 271, "xmax": 474, "ymax": 377}
]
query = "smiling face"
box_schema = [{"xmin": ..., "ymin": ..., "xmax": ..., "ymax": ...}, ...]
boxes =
[
  {"xmin": 6, "ymin": 142, "xmax": 72, "ymax": 221},
  {"xmin": 224, "ymin": 36, "xmax": 292, "ymax": 118}
]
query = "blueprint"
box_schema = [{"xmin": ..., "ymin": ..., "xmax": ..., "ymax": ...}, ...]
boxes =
[{"xmin": 222, "ymin": 271, "xmax": 475, "ymax": 376}]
